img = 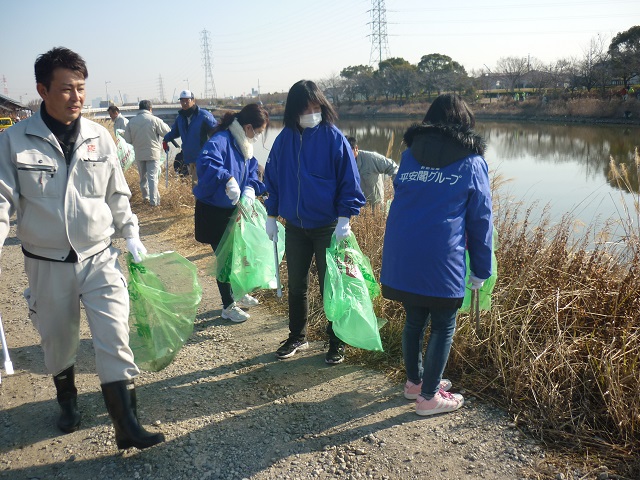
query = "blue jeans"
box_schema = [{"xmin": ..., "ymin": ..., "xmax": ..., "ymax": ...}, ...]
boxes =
[{"xmin": 402, "ymin": 304, "xmax": 458, "ymax": 400}]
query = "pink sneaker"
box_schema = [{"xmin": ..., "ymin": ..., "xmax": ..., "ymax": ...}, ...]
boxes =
[
  {"xmin": 403, "ymin": 379, "xmax": 452, "ymax": 400},
  {"xmin": 415, "ymin": 390, "xmax": 464, "ymax": 416}
]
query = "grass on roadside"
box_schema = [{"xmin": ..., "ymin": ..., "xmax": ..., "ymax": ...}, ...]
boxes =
[{"xmin": 103, "ymin": 113, "xmax": 639, "ymax": 478}]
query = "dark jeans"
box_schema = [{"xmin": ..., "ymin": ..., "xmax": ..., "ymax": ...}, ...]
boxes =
[
  {"xmin": 402, "ymin": 304, "xmax": 458, "ymax": 399},
  {"xmin": 284, "ymin": 222, "xmax": 338, "ymax": 341},
  {"xmin": 210, "ymin": 245, "xmax": 234, "ymax": 308}
]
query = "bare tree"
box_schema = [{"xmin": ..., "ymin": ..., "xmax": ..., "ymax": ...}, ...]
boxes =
[
  {"xmin": 317, "ymin": 73, "xmax": 346, "ymax": 107},
  {"xmin": 578, "ymin": 34, "xmax": 610, "ymax": 92},
  {"xmin": 495, "ymin": 56, "xmax": 530, "ymax": 92}
]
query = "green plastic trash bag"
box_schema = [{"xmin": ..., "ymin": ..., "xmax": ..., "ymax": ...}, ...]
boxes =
[
  {"xmin": 127, "ymin": 251, "xmax": 202, "ymax": 372},
  {"xmin": 115, "ymin": 130, "xmax": 135, "ymax": 171},
  {"xmin": 214, "ymin": 196, "xmax": 285, "ymax": 298},
  {"xmin": 324, "ymin": 233, "xmax": 384, "ymax": 351},
  {"xmin": 460, "ymin": 226, "xmax": 498, "ymax": 312}
]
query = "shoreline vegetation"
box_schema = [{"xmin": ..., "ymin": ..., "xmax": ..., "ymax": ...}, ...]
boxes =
[
  {"xmin": 208, "ymin": 95, "xmax": 640, "ymax": 126},
  {"xmin": 332, "ymin": 96, "xmax": 640, "ymax": 126},
  {"xmin": 101, "ymin": 103, "xmax": 639, "ymax": 477}
]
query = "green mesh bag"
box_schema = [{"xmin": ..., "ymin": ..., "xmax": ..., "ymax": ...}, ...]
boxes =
[
  {"xmin": 460, "ymin": 226, "xmax": 498, "ymax": 312},
  {"xmin": 127, "ymin": 251, "xmax": 202, "ymax": 372},
  {"xmin": 324, "ymin": 233, "xmax": 383, "ymax": 351},
  {"xmin": 214, "ymin": 197, "xmax": 285, "ymax": 298}
]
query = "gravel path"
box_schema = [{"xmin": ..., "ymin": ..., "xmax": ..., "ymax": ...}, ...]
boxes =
[{"xmin": 0, "ymin": 217, "xmax": 569, "ymax": 480}]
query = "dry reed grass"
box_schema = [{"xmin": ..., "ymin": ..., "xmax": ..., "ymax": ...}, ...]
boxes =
[
  {"xmin": 343, "ymin": 154, "xmax": 640, "ymax": 477},
  {"xmin": 102, "ymin": 112, "xmax": 639, "ymax": 476}
]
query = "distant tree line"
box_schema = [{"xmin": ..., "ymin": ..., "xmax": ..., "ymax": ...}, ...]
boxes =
[{"xmin": 316, "ymin": 25, "xmax": 640, "ymax": 104}]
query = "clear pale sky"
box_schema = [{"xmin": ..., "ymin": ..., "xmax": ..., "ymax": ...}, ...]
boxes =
[{"xmin": 1, "ymin": 0, "xmax": 639, "ymax": 105}]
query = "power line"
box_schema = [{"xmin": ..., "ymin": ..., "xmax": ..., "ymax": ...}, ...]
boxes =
[
  {"xmin": 201, "ymin": 29, "xmax": 217, "ymax": 101},
  {"xmin": 157, "ymin": 74, "xmax": 165, "ymax": 104},
  {"xmin": 368, "ymin": 0, "xmax": 390, "ymax": 66}
]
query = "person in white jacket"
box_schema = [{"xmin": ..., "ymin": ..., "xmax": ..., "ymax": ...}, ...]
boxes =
[
  {"xmin": 347, "ymin": 136, "xmax": 398, "ymax": 210},
  {"xmin": 0, "ymin": 47, "xmax": 163, "ymax": 450},
  {"xmin": 107, "ymin": 105, "xmax": 129, "ymax": 135},
  {"xmin": 123, "ymin": 100, "xmax": 171, "ymax": 206}
]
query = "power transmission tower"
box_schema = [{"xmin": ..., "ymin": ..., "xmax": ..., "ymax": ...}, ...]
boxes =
[
  {"xmin": 158, "ymin": 74, "xmax": 166, "ymax": 104},
  {"xmin": 201, "ymin": 29, "xmax": 217, "ymax": 102},
  {"xmin": 368, "ymin": 0, "xmax": 390, "ymax": 67}
]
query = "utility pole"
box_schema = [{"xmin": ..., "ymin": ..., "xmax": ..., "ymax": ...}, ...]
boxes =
[
  {"xmin": 368, "ymin": 0, "xmax": 390, "ymax": 67},
  {"xmin": 201, "ymin": 29, "xmax": 217, "ymax": 103}
]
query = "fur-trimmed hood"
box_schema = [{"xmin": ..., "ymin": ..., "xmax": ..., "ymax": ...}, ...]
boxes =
[{"xmin": 403, "ymin": 124, "xmax": 486, "ymax": 169}]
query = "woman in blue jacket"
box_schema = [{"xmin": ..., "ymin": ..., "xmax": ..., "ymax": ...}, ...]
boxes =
[
  {"xmin": 193, "ymin": 103, "xmax": 269, "ymax": 323},
  {"xmin": 380, "ymin": 94, "xmax": 493, "ymax": 416},
  {"xmin": 264, "ymin": 80, "xmax": 365, "ymax": 364}
]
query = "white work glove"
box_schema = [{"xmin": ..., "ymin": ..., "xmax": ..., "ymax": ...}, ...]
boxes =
[
  {"xmin": 225, "ymin": 177, "xmax": 241, "ymax": 205},
  {"xmin": 468, "ymin": 273, "xmax": 485, "ymax": 291},
  {"xmin": 126, "ymin": 237, "xmax": 147, "ymax": 263},
  {"xmin": 242, "ymin": 186, "xmax": 255, "ymax": 206},
  {"xmin": 266, "ymin": 216, "xmax": 279, "ymax": 241},
  {"xmin": 334, "ymin": 217, "xmax": 351, "ymax": 241}
]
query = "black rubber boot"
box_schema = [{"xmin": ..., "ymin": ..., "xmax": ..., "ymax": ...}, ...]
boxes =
[
  {"xmin": 101, "ymin": 380, "xmax": 165, "ymax": 450},
  {"xmin": 52, "ymin": 365, "xmax": 81, "ymax": 433}
]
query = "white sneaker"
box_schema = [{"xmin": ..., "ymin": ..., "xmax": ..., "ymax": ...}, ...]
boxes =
[
  {"xmin": 236, "ymin": 294, "xmax": 259, "ymax": 309},
  {"xmin": 221, "ymin": 303, "xmax": 250, "ymax": 323}
]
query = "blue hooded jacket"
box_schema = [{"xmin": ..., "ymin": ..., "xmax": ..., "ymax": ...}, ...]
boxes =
[
  {"xmin": 381, "ymin": 124, "xmax": 493, "ymax": 303},
  {"xmin": 193, "ymin": 129, "xmax": 264, "ymax": 208},
  {"xmin": 164, "ymin": 105, "xmax": 217, "ymax": 164},
  {"xmin": 264, "ymin": 123, "xmax": 365, "ymax": 228}
]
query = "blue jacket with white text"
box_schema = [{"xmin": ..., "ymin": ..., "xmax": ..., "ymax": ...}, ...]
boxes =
[{"xmin": 380, "ymin": 124, "xmax": 493, "ymax": 303}]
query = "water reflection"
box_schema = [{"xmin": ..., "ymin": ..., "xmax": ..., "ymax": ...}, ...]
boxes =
[{"xmin": 255, "ymin": 119, "xmax": 640, "ymax": 230}]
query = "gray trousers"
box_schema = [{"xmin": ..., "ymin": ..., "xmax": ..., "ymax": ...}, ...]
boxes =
[
  {"xmin": 23, "ymin": 246, "xmax": 139, "ymax": 383},
  {"xmin": 137, "ymin": 159, "xmax": 161, "ymax": 206}
]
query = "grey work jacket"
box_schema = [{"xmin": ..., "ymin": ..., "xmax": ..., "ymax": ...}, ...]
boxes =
[
  {"xmin": 0, "ymin": 111, "xmax": 139, "ymax": 261},
  {"xmin": 356, "ymin": 150, "xmax": 398, "ymax": 205}
]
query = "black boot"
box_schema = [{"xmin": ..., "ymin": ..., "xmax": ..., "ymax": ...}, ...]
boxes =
[
  {"xmin": 101, "ymin": 380, "xmax": 165, "ymax": 450},
  {"xmin": 52, "ymin": 365, "xmax": 81, "ymax": 433}
]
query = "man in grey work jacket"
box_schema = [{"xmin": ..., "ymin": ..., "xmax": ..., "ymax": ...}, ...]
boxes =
[
  {"xmin": 347, "ymin": 136, "xmax": 398, "ymax": 211},
  {"xmin": 124, "ymin": 100, "xmax": 170, "ymax": 206},
  {"xmin": 0, "ymin": 47, "xmax": 164, "ymax": 450}
]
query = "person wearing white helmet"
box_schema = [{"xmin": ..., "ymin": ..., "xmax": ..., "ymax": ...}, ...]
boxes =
[{"xmin": 163, "ymin": 90, "xmax": 217, "ymax": 187}]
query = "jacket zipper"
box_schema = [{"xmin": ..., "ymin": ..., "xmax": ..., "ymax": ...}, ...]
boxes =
[{"xmin": 296, "ymin": 132, "xmax": 303, "ymax": 228}]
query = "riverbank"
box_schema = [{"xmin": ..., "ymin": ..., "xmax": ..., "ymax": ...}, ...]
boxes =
[{"xmin": 328, "ymin": 96, "xmax": 640, "ymax": 126}]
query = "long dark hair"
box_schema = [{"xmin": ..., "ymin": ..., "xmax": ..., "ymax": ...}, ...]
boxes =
[
  {"xmin": 423, "ymin": 94, "xmax": 475, "ymax": 129},
  {"xmin": 213, "ymin": 103, "xmax": 270, "ymax": 135},
  {"xmin": 283, "ymin": 80, "xmax": 337, "ymax": 129}
]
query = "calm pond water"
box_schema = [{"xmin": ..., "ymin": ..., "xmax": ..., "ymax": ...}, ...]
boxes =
[{"xmin": 254, "ymin": 119, "xmax": 640, "ymax": 238}]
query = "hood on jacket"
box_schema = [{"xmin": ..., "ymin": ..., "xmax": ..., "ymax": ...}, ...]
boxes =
[{"xmin": 403, "ymin": 124, "xmax": 486, "ymax": 169}]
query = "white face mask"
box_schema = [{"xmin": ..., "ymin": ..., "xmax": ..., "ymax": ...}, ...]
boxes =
[
  {"xmin": 245, "ymin": 125, "xmax": 262, "ymax": 144},
  {"xmin": 247, "ymin": 132, "xmax": 261, "ymax": 144},
  {"xmin": 299, "ymin": 112, "xmax": 322, "ymax": 129}
]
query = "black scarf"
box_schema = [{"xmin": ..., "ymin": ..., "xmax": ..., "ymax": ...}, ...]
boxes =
[{"xmin": 40, "ymin": 102, "xmax": 81, "ymax": 165}]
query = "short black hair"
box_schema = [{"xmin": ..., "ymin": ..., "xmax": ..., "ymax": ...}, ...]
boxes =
[
  {"xmin": 283, "ymin": 80, "xmax": 337, "ymax": 129},
  {"xmin": 34, "ymin": 47, "xmax": 88, "ymax": 90},
  {"xmin": 139, "ymin": 100, "xmax": 152, "ymax": 111},
  {"xmin": 346, "ymin": 136, "xmax": 357, "ymax": 149},
  {"xmin": 423, "ymin": 94, "xmax": 475, "ymax": 129},
  {"xmin": 107, "ymin": 105, "xmax": 120, "ymax": 113}
]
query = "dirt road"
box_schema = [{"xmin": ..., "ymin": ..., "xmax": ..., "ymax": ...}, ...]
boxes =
[{"xmin": 0, "ymin": 210, "xmax": 560, "ymax": 480}]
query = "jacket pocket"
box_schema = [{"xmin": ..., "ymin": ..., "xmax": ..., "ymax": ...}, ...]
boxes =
[
  {"xmin": 16, "ymin": 153, "xmax": 60, "ymax": 198},
  {"xmin": 76, "ymin": 155, "xmax": 110, "ymax": 197}
]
